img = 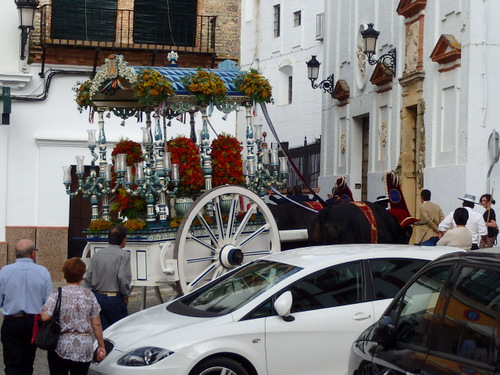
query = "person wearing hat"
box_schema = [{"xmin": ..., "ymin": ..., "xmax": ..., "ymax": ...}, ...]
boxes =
[
  {"xmin": 438, "ymin": 193, "xmax": 488, "ymax": 250},
  {"xmin": 374, "ymin": 195, "xmax": 390, "ymax": 209},
  {"xmin": 414, "ymin": 189, "xmax": 444, "ymax": 246}
]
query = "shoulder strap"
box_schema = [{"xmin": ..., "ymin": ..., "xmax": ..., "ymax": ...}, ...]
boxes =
[{"xmin": 52, "ymin": 287, "xmax": 62, "ymax": 323}]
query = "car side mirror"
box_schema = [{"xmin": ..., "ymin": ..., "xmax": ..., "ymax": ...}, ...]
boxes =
[
  {"xmin": 274, "ymin": 291, "xmax": 294, "ymax": 322},
  {"xmin": 371, "ymin": 316, "xmax": 396, "ymax": 345}
]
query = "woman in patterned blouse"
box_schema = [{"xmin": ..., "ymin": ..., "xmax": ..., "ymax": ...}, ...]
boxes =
[{"xmin": 41, "ymin": 257, "xmax": 106, "ymax": 374}]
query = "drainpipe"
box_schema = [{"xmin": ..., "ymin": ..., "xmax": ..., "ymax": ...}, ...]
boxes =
[{"xmin": 487, "ymin": 129, "xmax": 499, "ymax": 192}]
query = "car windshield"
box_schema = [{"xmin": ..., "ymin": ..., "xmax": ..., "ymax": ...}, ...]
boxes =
[{"xmin": 178, "ymin": 260, "xmax": 301, "ymax": 315}]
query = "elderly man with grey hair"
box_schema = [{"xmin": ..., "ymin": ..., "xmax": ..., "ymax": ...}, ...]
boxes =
[{"xmin": 0, "ymin": 239, "xmax": 53, "ymax": 375}]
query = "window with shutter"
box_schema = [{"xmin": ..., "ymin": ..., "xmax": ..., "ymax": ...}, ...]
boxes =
[
  {"xmin": 52, "ymin": 0, "xmax": 117, "ymax": 42},
  {"xmin": 133, "ymin": 0, "xmax": 198, "ymax": 46}
]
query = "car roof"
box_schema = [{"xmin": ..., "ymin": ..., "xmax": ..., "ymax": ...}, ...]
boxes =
[
  {"xmin": 420, "ymin": 247, "xmax": 500, "ymax": 264},
  {"xmin": 262, "ymin": 244, "xmax": 463, "ymax": 269}
]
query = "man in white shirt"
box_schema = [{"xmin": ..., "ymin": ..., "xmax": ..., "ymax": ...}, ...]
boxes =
[{"xmin": 438, "ymin": 194, "xmax": 487, "ymax": 250}]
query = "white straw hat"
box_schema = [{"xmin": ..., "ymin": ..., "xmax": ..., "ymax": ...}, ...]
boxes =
[{"xmin": 458, "ymin": 194, "xmax": 478, "ymax": 204}]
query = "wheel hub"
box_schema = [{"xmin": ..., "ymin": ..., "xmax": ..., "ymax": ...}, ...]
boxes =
[{"xmin": 219, "ymin": 245, "xmax": 244, "ymax": 268}]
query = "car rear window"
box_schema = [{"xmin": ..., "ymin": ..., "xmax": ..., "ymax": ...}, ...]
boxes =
[
  {"xmin": 369, "ymin": 258, "xmax": 429, "ymax": 300},
  {"xmin": 434, "ymin": 265, "xmax": 500, "ymax": 367}
]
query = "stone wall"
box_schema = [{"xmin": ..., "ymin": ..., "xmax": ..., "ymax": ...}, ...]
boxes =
[
  {"xmin": 198, "ymin": 0, "xmax": 241, "ymax": 62},
  {"xmin": 5, "ymin": 227, "xmax": 68, "ymax": 282}
]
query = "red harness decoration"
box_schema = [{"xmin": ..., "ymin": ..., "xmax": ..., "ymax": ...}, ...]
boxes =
[
  {"xmin": 303, "ymin": 201, "xmax": 324, "ymax": 211},
  {"xmin": 351, "ymin": 202, "xmax": 378, "ymax": 243}
]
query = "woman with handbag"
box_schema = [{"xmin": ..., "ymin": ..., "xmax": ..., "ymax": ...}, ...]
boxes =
[
  {"xmin": 40, "ymin": 257, "xmax": 106, "ymax": 374},
  {"xmin": 480, "ymin": 193, "xmax": 498, "ymax": 248}
]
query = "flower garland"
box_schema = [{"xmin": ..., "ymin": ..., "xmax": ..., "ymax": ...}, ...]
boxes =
[
  {"xmin": 182, "ymin": 69, "xmax": 227, "ymax": 105},
  {"xmin": 133, "ymin": 68, "xmax": 174, "ymax": 106},
  {"xmin": 211, "ymin": 133, "xmax": 245, "ymax": 187},
  {"xmin": 73, "ymin": 80, "xmax": 93, "ymax": 112},
  {"xmin": 88, "ymin": 218, "xmax": 146, "ymax": 233},
  {"xmin": 167, "ymin": 136, "xmax": 204, "ymax": 198},
  {"xmin": 88, "ymin": 219, "xmax": 113, "ymax": 234},
  {"xmin": 123, "ymin": 218, "xmax": 147, "ymax": 231},
  {"xmin": 110, "ymin": 139, "xmax": 146, "ymax": 219},
  {"xmin": 234, "ymin": 69, "xmax": 273, "ymax": 104}
]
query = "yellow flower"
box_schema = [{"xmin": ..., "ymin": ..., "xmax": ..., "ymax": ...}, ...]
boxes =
[{"xmin": 134, "ymin": 69, "xmax": 174, "ymax": 106}]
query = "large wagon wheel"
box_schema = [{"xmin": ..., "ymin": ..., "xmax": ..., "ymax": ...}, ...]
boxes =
[{"xmin": 172, "ymin": 185, "xmax": 280, "ymax": 295}]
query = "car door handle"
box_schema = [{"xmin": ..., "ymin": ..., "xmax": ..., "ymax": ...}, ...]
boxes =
[{"xmin": 352, "ymin": 312, "xmax": 371, "ymax": 321}]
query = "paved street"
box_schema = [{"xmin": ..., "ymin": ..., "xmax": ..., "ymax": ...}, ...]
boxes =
[{"xmin": 0, "ymin": 283, "xmax": 175, "ymax": 375}]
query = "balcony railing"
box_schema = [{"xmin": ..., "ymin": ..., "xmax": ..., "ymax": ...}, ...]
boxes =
[{"xmin": 38, "ymin": 4, "xmax": 217, "ymax": 54}]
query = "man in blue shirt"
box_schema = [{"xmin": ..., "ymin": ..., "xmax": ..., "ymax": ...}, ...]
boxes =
[{"xmin": 0, "ymin": 239, "xmax": 53, "ymax": 375}]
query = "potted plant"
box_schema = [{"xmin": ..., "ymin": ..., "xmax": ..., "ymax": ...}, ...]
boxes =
[
  {"xmin": 211, "ymin": 133, "xmax": 245, "ymax": 187},
  {"xmin": 167, "ymin": 136, "xmax": 204, "ymax": 215},
  {"xmin": 234, "ymin": 69, "xmax": 273, "ymax": 104},
  {"xmin": 133, "ymin": 68, "xmax": 175, "ymax": 106},
  {"xmin": 181, "ymin": 69, "xmax": 227, "ymax": 106},
  {"xmin": 110, "ymin": 139, "xmax": 147, "ymax": 220},
  {"xmin": 73, "ymin": 80, "xmax": 93, "ymax": 112}
]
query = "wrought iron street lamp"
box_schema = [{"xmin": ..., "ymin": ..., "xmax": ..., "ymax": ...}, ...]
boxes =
[
  {"xmin": 306, "ymin": 55, "xmax": 334, "ymax": 97},
  {"xmin": 360, "ymin": 23, "xmax": 396, "ymax": 76},
  {"xmin": 14, "ymin": 0, "xmax": 39, "ymax": 60}
]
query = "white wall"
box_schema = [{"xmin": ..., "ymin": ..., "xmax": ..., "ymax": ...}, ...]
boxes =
[
  {"xmin": 316, "ymin": 0, "xmax": 500, "ymax": 213},
  {"xmin": 319, "ymin": 0, "xmax": 404, "ymax": 201},
  {"xmin": 239, "ymin": 0, "xmax": 325, "ymax": 149}
]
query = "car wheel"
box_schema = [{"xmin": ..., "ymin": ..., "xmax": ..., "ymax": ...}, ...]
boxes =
[{"xmin": 189, "ymin": 357, "xmax": 250, "ymax": 375}]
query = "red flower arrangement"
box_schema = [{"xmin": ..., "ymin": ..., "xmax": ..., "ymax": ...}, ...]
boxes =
[
  {"xmin": 110, "ymin": 139, "xmax": 146, "ymax": 219},
  {"xmin": 211, "ymin": 133, "xmax": 245, "ymax": 186},
  {"xmin": 167, "ymin": 136, "xmax": 204, "ymax": 198}
]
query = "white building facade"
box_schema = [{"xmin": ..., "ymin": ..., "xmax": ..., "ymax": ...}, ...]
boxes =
[
  {"xmin": 242, "ymin": 0, "xmax": 500, "ymax": 220},
  {"xmin": 239, "ymin": 0, "xmax": 325, "ymax": 149}
]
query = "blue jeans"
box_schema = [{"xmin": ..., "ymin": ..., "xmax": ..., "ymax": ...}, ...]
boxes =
[
  {"xmin": 421, "ymin": 236, "xmax": 439, "ymax": 246},
  {"xmin": 94, "ymin": 292, "xmax": 128, "ymax": 330}
]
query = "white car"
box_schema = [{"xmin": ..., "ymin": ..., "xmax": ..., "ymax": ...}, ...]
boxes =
[{"xmin": 88, "ymin": 244, "xmax": 462, "ymax": 375}]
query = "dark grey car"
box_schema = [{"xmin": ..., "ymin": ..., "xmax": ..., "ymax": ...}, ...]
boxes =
[{"xmin": 348, "ymin": 249, "xmax": 500, "ymax": 375}]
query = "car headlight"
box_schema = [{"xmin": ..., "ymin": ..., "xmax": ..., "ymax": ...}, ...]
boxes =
[{"xmin": 117, "ymin": 347, "xmax": 173, "ymax": 366}]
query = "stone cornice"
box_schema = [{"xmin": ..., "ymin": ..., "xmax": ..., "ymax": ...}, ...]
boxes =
[
  {"xmin": 397, "ymin": 0, "xmax": 427, "ymax": 18},
  {"xmin": 0, "ymin": 73, "xmax": 33, "ymax": 90},
  {"xmin": 370, "ymin": 63, "xmax": 393, "ymax": 87},
  {"xmin": 430, "ymin": 34, "xmax": 461, "ymax": 65},
  {"xmin": 333, "ymin": 80, "xmax": 350, "ymax": 103},
  {"xmin": 399, "ymin": 70, "xmax": 425, "ymax": 87}
]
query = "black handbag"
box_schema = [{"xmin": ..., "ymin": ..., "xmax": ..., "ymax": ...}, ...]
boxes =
[{"xmin": 34, "ymin": 287, "xmax": 62, "ymax": 350}]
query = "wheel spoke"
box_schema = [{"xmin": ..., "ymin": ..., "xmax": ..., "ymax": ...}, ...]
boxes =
[
  {"xmin": 238, "ymin": 223, "xmax": 271, "ymax": 247},
  {"xmin": 211, "ymin": 264, "xmax": 226, "ymax": 280},
  {"xmin": 214, "ymin": 196, "xmax": 225, "ymax": 241},
  {"xmin": 232, "ymin": 203, "xmax": 257, "ymax": 242},
  {"xmin": 187, "ymin": 262, "xmax": 218, "ymax": 290},
  {"xmin": 197, "ymin": 212, "xmax": 220, "ymax": 247},
  {"xmin": 186, "ymin": 256, "xmax": 216, "ymax": 264},
  {"xmin": 225, "ymin": 194, "xmax": 239, "ymax": 238},
  {"xmin": 187, "ymin": 233, "xmax": 217, "ymax": 252},
  {"xmin": 241, "ymin": 250, "xmax": 272, "ymax": 257}
]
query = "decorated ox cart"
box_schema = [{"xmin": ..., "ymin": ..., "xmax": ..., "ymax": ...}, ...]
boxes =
[{"xmin": 66, "ymin": 54, "xmax": 296, "ymax": 302}]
